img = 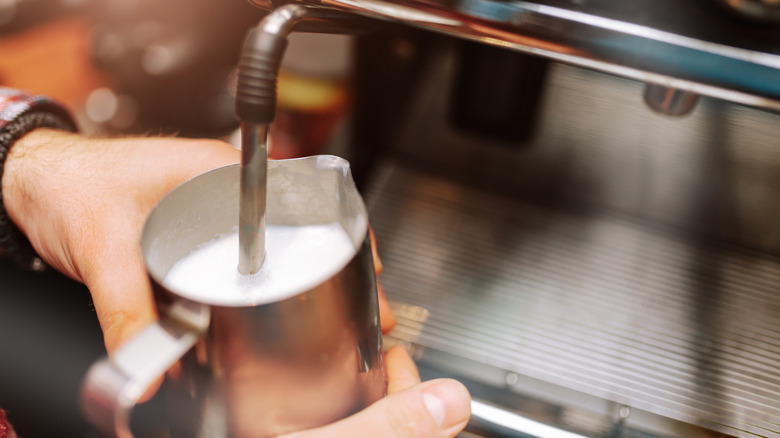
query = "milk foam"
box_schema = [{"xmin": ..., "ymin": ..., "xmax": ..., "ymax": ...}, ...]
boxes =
[{"xmin": 164, "ymin": 222, "xmax": 356, "ymax": 305}]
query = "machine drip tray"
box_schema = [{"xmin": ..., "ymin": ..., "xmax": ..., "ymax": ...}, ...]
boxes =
[{"xmin": 368, "ymin": 159, "xmax": 780, "ymax": 438}]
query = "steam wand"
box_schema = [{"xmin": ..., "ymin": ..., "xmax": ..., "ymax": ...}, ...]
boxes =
[{"xmin": 235, "ymin": 4, "xmax": 375, "ymax": 274}]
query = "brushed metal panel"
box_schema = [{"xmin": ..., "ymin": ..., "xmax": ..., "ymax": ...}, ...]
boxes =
[{"xmin": 368, "ymin": 161, "xmax": 780, "ymax": 437}]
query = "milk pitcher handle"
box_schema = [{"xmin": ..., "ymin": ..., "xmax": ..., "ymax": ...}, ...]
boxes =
[{"xmin": 80, "ymin": 319, "xmax": 200, "ymax": 438}]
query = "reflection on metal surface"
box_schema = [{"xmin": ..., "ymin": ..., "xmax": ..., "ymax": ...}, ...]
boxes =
[
  {"xmin": 717, "ymin": 0, "xmax": 780, "ymax": 21},
  {"xmin": 368, "ymin": 161, "xmax": 780, "ymax": 438},
  {"xmin": 643, "ymin": 84, "xmax": 700, "ymax": 116},
  {"xmin": 470, "ymin": 400, "xmax": 589, "ymax": 438},
  {"xmin": 250, "ymin": 0, "xmax": 780, "ymax": 110},
  {"xmin": 383, "ymin": 302, "xmax": 429, "ymax": 358},
  {"xmin": 239, "ymin": 122, "xmax": 269, "ymax": 274},
  {"xmin": 391, "ymin": 43, "xmax": 780, "ymax": 255},
  {"xmin": 325, "ymin": 0, "xmax": 462, "ymax": 27},
  {"xmin": 365, "ymin": 48, "xmax": 780, "ymax": 437}
]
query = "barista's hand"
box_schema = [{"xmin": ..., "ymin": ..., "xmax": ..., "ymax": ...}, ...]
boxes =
[
  {"xmin": 2, "ymin": 128, "xmax": 397, "ymax": 354},
  {"xmin": 2, "ymin": 129, "xmax": 241, "ymax": 353},
  {"xmin": 280, "ymin": 346, "xmax": 472, "ymax": 438}
]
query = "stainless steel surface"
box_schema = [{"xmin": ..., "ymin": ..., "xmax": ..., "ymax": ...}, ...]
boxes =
[
  {"xmin": 366, "ymin": 51, "xmax": 780, "ymax": 437},
  {"xmin": 82, "ymin": 158, "xmax": 384, "ymax": 438},
  {"xmin": 239, "ymin": 122, "xmax": 269, "ymax": 274},
  {"xmin": 250, "ymin": 0, "xmax": 780, "ymax": 111},
  {"xmin": 250, "ymin": 2, "xmax": 377, "ymax": 35},
  {"xmin": 259, "ymin": 3, "xmax": 311, "ymax": 35},
  {"xmin": 81, "ymin": 320, "xmax": 203, "ymax": 438},
  {"xmin": 390, "ymin": 43, "xmax": 780, "ymax": 254},
  {"xmin": 238, "ymin": 5, "xmax": 309, "ymax": 275},
  {"xmin": 371, "ymin": 160, "xmax": 780, "ymax": 437},
  {"xmin": 643, "ymin": 85, "xmax": 700, "ymax": 117},
  {"xmin": 469, "ymin": 399, "xmax": 588, "ymax": 438}
]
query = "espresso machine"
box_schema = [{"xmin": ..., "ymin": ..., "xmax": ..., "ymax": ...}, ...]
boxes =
[{"xmin": 228, "ymin": 0, "xmax": 780, "ymax": 436}]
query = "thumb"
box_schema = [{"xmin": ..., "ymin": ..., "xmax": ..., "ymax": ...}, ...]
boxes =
[{"xmin": 282, "ymin": 379, "xmax": 471, "ymax": 438}]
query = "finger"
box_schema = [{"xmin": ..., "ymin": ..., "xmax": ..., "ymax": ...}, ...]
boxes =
[
  {"xmin": 369, "ymin": 226, "xmax": 396, "ymax": 333},
  {"xmin": 378, "ymin": 282, "xmax": 397, "ymax": 334},
  {"xmin": 80, "ymin": 225, "xmax": 157, "ymax": 355},
  {"xmin": 281, "ymin": 379, "xmax": 471, "ymax": 438},
  {"xmin": 385, "ymin": 345, "xmax": 421, "ymax": 394},
  {"xmin": 81, "ymin": 227, "xmax": 164, "ymax": 402},
  {"xmin": 369, "ymin": 227, "xmax": 383, "ymax": 276}
]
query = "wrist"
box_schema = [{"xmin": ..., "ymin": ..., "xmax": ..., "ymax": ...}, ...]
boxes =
[{"xmin": 0, "ymin": 88, "xmax": 78, "ymax": 270}]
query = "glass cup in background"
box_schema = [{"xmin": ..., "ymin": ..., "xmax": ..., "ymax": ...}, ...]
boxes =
[{"xmin": 269, "ymin": 33, "xmax": 352, "ymax": 159}]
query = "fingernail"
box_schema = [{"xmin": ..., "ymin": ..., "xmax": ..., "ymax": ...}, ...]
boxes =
[{"xmin": 422, "ymin": 379, "xmax": 471, "ymax": 429}]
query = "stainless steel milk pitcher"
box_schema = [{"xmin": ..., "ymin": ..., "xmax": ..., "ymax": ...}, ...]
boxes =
[{"xmin": 81, "ymin": 155, "xmax": 386, "ymax": 438}]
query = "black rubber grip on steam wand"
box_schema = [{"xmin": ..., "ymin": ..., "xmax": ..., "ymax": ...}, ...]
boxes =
[{"xmin": 235, "ymin": 27, "xmax": 289, "ymax": 124}]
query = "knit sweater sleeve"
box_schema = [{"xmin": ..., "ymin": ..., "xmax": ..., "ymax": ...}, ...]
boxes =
[{"xmin": 0, "ymin": 409, "xmax": 18, "ymax": 438}]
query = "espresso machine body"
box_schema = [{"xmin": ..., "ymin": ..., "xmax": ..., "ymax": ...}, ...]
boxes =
[
  {"xmin": 360, "ymin": 39, "xmax": 780, "ymax": 437},
  {"xmin": 238, "ymin": 0, "xmax": 780, "ymax": 436}
]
